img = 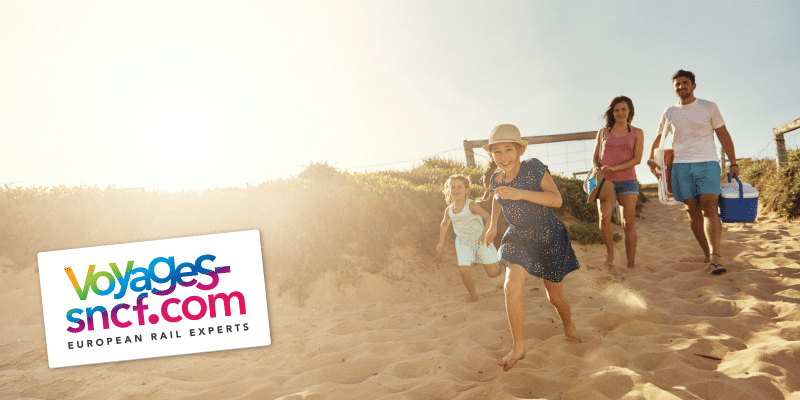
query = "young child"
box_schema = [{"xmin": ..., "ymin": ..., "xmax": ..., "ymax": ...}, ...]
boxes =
[
  {"xmin": 436, "ymin": 174, "xmax": 503, "ymax": 302},
  {"xmin": 482, "ymin": 124, "xmax": 582, "ymax": 372}
]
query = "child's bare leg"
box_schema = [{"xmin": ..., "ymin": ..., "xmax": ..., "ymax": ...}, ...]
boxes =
[
  {"xmin": 483, "ymin": 262, "xmax": 502, "ymax": 278},
  {"xmin": 459, "ymin": 265, "xmax": 478, "ymax": 301},
  {"xmin": 543, "ymin": 279, "xmax": 581, "ymax": 342},
  {"xmin": 498, "ymin": 263, "xmax": 527, "ymax": 371}
]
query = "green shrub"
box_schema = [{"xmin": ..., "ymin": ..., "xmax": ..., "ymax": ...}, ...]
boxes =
[
  {"xmin": 568, "ymin": 221, "xmax": 621, "ymax": 245},
  {"xmin": 420, "ymin": 156, "xmax": 468, "ymax": 170},
  {"xmin": 296, "ymin": 161, "xmax": 345, "ymax": 182},
  {"xmin": 733, "ymin": 149, "xmax": 800, "ymax": 221},
  {"xmin": 552, "ymin": 175, "xmax": 598, "ymax": 221}
]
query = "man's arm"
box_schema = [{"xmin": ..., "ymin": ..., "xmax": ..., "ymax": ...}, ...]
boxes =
[
  {"xmin": 647, "ymin": 111, "xmax": 669, "ymax": 179},
  {"xmin": 715, "ymin": 125, "xmax": 739, "ymax": 177},
  {"xmin": 646, "ymin": 132, "xmax": 663, "ymax": 179}
]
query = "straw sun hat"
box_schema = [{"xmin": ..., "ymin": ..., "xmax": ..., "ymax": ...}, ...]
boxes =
[{"xmin": 482, "ymin": 124, "xmax": 528, "ymax": 151}]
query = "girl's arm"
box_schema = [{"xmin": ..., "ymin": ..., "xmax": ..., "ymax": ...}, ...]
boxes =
[
  {"xmin": 436, "ymin": 208, "xmax": 452, "ymax": 254},
  {"xmin": 469, "ymin": 201, "xmax": 492, "ymax": 243},
  {"xmin": 484, "ymin": 196, "xmax": 502, "ymax": 246},
  {"xmin": 605, "ymin": 128, "xmax": 645, "ymax": 171},
  {"xmin": 493, "ymin": 171, "xmax": 562, "ymax": 208}
]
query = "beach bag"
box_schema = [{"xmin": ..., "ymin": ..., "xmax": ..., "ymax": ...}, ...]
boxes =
[
  {"xmin": 654, "ymin": 133, "xmax": 681, "ymax": 206},
  {"xmin": 583, "ymin": 169, "xmax": 599, "ymax": 200},
  {"xmin": 583, "ymin": 168, "xmax": 611, "ymax": 203}
]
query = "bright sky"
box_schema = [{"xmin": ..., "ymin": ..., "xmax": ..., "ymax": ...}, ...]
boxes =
[{"xmin": 2, "ymin": 1, "xmax": 799, "ymax": 190}]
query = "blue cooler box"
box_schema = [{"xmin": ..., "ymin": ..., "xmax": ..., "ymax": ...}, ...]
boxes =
[{"xmin": 719, "ymin": 173, "xmax": 759, "ymax": 223}]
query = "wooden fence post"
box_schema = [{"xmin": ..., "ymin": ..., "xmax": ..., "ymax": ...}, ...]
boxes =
[
  {"xmin": 463, "ymin": 140, "xmax": 476, "ymax": 168},
  {"xmin": 775, "ymin": 133, "xmax": 788, "ymax": 169},
  {"xmin": 774, "ymin": 118, "xmax": 799, "ymax": 170}
]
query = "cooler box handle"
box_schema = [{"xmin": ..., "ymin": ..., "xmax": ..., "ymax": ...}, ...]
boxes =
[{"xmin": 727, "ymin": 172, "xmax": 743, "ymax": 201}]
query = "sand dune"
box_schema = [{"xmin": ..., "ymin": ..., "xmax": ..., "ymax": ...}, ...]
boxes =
[{"xmin": 1, "ymin": 196, "xmax": 799, "ymax": 400}]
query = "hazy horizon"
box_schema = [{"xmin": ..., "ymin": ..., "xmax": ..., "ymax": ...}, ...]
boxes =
[{"xmin": 3, "ymin": 1, "xmax": 799, "ymax": 191}]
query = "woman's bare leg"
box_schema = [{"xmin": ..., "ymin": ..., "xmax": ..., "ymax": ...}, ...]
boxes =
[
  {"xmin": 618, "ymin": 193, "xmax": 638, "ymax": 268},
  {"xmin": 597, "ymin": 193, "xmax": 617, "ymax": 268}
]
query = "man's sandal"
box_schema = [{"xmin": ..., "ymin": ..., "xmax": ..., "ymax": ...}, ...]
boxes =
[{"xmin": 709, "ymin": 253, "xmax": 727, "ymax": 275}]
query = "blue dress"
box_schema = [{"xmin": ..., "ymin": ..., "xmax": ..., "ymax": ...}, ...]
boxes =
[{"xmin": 491, "ymin": 158, "xmax": 580, "ymax": 282}]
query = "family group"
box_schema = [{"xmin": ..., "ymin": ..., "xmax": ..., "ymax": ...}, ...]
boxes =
[{"xmin": 435, "ymin": 69, "xmax": 739, "ymax": 371}]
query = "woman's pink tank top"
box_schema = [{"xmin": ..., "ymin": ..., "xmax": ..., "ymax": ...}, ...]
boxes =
[{"xmin": 599, "ymin": 127, "xmax": 637, "ymax": 182}]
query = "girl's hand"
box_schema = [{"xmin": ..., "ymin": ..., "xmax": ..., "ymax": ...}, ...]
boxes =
[
  {"xmin": 600, "ymin": 165, "xmax": 614, "ymax": 174},
  {"xmin": 484, "ymin": 226, "xmax": 497, "ymax": 246},
  {"xmin": 494, "ymin": 186, "xmax": 524, "ymax": 201},
  {"xmin": 436, "ymin": 243, "xmax": 444, "ymax": 254}
]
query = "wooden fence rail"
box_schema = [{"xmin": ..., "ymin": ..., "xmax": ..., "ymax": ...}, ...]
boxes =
[
  {"xmin": 463, "ymin": 131, "xmax": 597, "ymax": 167},
  {"xmin": 775, "ymin": 118, "xmax": 799, "ymax": 169}
]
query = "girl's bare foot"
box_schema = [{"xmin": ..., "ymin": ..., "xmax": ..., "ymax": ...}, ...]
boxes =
[
  {"xmin": 497, "ymin": 347, "xmax": 526, "ymax": 371},
  {"xmin": 626, "ymin": 262, "xmax": 635, "ymax": 269},
  {"xmin": 564, "ymin": 323, "xmax": 582, "ymax": 342},
  {"xmin": 466, "ymin": 295, "xmax": 478, "ymax": 302},
  {"xmin": 604, "ymin": 254, "xmax": 614, "ymax": 268}
]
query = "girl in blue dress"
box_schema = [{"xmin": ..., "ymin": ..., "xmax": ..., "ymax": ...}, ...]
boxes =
[{"xmin": 482, "ymin": 124, "xmax": 582, "ymax": 372}]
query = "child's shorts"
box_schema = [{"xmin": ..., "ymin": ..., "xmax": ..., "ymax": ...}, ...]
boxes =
[{"xmin": 455, "ymin": 236, "xmax": 499, "ymax": 266}]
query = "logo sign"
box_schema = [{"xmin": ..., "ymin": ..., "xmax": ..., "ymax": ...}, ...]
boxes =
[{"xmin": 37, "ymin": 230, "xmax": 270, "ymax": 368}]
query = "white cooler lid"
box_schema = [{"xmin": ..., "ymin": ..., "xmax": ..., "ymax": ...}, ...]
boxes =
[{"xmin": 720, "ymin": 182, "xmax": 759, "ymax": 199}]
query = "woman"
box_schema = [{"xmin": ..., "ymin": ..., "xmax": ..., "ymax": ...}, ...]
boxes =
[{"xmin": 591, "ymin": 96, "xmax": 644, "ymax": 268}]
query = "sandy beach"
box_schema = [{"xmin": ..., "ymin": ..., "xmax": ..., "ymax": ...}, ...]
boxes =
[{"xmin": 1, "ymin": 195, "xmax": 799, "ymax": 400}]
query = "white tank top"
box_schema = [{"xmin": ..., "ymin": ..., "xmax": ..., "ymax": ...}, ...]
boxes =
[{"xmin": 448, "ymin": 199, "xmax": 485, "ymax": 240}]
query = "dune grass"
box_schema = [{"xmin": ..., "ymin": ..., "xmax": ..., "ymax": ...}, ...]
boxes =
[
  {"xmin": 0, "ymin": 157, "xmax": 643, "ymax": 306},
  {"xmin": 734, "ymin": 149, "xmax": 800, "ymax": 221}
]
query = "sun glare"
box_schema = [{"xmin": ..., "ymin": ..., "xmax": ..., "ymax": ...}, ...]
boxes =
[
  {"xmin": 615, "ymin": 289, "xmax": 648, "ymax": 310},
  {"xmin": 131, "ymin": 89, "xmax": 230, "ymax": 188}
]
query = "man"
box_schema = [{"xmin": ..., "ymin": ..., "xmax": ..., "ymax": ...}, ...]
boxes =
[{"xmin": 647, "ymin": 69, "xmax": 738, "ymax": 275}]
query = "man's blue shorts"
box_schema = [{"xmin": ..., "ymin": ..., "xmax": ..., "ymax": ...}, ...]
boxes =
[
  {"xmin": 612, "ymin": 180, "xmax": 639, "ymax": 197},
  {"xmin": 671, "ymin": 161, "xmax": 722, "ymax": 202}
]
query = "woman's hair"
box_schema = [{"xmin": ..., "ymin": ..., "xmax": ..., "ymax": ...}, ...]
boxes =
[
  {"xmin": 604, "ymin": 96, "xmax": 635, "ymax": 129},
  {"xmin": 443, "ymin": 174, "xmax": 471, "ymax": 204}
]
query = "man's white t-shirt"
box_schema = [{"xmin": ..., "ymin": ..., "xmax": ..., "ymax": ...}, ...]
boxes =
[{"xmin": 657, "ymin": 98, "xmax": 725, "ymax": 163}]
